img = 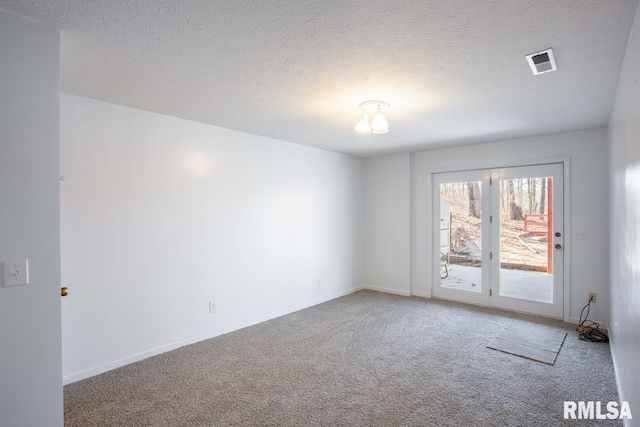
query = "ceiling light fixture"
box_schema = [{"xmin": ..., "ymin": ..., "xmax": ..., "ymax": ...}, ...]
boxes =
[
  {"xmin": 355, "ymin": 100, "xmax": 389, "ymax": 134},
  {"xmin": 355, "ymin": 112, "xmax": 372, "ymax": 133}
]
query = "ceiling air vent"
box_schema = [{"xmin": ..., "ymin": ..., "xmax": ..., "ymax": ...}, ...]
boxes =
[{"xmin": 526, "ymin": 48, "xmax": 557, "ymax": 75}]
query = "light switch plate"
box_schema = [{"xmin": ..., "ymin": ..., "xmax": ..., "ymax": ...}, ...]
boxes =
[
  {"xmin": 2, "ymin": 260, "xmax": 29, "ymax": 287},
  {"xmin": 573, "ymin": 229, "xmax": 587, "ymax": 240}
]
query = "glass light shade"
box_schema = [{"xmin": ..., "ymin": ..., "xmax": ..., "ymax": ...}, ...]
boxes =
[
  {"xmin": 371, "ymin": 111, "xmax": 389, "ymax": 134},
  {"xmin": 355, "ymin": 113, "xmax": 372, "ymax": 133}
]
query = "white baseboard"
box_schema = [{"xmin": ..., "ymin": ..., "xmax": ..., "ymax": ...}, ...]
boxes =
[
  {"xmin": 568, "ymin": 316, "xmax": 609, "ymax": 332},
  {"xmin": 63, "ymin": 284, "xmax": 366, "ymax": 385},
  {"xmin": 567, "ymin": 317, "xmax": 580, "ymax": 325},
  {"xmin": 362, "ymin": 284, "xmax": 411, "ymax": 297},
  {"xmin": 63, "ymin": 330, "xmax": 214, "ymax": 385},
  {"xmin": 607, "ymin": 333, "xmax": 631, "ymax": 427},
  {"xmin": 411, "ymin": 290, "xmax": 430, "ymax": 298}
]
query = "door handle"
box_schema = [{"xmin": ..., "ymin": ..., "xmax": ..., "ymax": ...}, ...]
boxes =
[
  {"xmin": 61, "ymin": 286, "xmax": 68, "ymax": 297},
  {"xmin": 555, "ymin": 244, "xmax": 562, "ymax": 250}
]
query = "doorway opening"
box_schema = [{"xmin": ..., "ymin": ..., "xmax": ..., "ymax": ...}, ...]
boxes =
[{"xmin": 433, "ymin": 164, "xmax": 564, "ymax": 318}]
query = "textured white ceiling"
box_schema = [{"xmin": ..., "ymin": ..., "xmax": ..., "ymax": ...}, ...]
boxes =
[{"xmin": 1, "ymin": 0, "xmax": 638, "ymax": 156}]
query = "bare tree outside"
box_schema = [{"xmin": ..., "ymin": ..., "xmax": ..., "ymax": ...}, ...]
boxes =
[
  {"xmin": 467, "ymin": 182, "xmax": 481, "ymax": 218},
  {"xmin": 508, "ymin": 180, "xmax": 524, "ymax": 220},
  {"xmin": 539, "ymin": 179, "xmax": 546, "ymax": 214}
]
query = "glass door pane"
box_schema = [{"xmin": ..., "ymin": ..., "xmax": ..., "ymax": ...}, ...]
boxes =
[
  {"xmin": 432, "ymin": 169, "xmax": 490, "ymax": 307},
  {"xmin": 497, "ymin": 176, "xmax": 553, "ymax": 303},
  {"xmin": 438, "ymin": 180, "xmax": 483, "ymax": 293}
]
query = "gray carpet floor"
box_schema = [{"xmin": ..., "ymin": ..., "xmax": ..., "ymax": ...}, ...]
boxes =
[{"xmin": 64, "ymin": 290, "xmax": 620, "ymax": 426}]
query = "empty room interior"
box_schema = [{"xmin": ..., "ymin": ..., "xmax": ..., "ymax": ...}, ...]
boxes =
[{"xmin": 1, "ymin": 1, "xmax": 640, "ymax": 426}]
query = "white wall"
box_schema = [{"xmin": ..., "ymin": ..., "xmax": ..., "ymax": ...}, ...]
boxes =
[
  {"xmin": 410, "ymin": 127, "xmax": 610, "ymax": 323},
  {"xmin": 364, "ymin": 153, "xmax": 411, "ymax": 295},
  {"xmin": 608, "ymin": 2, "xmax": 640, "ymax": 421},
  {"xmin": 60, "ymin": 94, "xmax": 365, "ymax": 383},
  {"xmin": 0, "ymin": 10, "xmax": 63, "ymax": 427}
]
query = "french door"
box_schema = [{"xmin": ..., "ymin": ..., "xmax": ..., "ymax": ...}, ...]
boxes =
[{"xmin": 432, "ymin": 163, "xmax": 564, "ymax": 318}]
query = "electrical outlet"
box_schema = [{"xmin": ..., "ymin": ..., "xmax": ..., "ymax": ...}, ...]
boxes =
[
  {"xmin": 209, "ymin": 302, "xmax": 217, "ymax": 313},
  {"xmin": 588, "ymin": 292, "xmax": 597, "ymax": 303}
]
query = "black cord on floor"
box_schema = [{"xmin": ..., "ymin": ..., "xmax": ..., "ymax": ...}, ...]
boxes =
[{"xmin": 577, "ymin": 298, "xmax": 609, "ymax": 343}]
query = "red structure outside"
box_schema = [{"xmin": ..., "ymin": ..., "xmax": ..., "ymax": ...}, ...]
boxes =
[{"xmin": 523, "ymin": 178, "xmax": 553, "ymax": 274}]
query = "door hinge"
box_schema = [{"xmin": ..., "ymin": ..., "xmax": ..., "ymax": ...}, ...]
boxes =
[
  {"xmin": 490, "ymin": 215, "xmax": 493, "ymax": 223},
  {"xmin": 490, "ymin": 252, "xmax": 493, "ymax": 260},
  {"xmin": 490, "ymin": 289, "xmax": 492, "ymax": 297},
  {"xmin": 490, "ymin": 177, "xmax": 492, "ymax": 185}
]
